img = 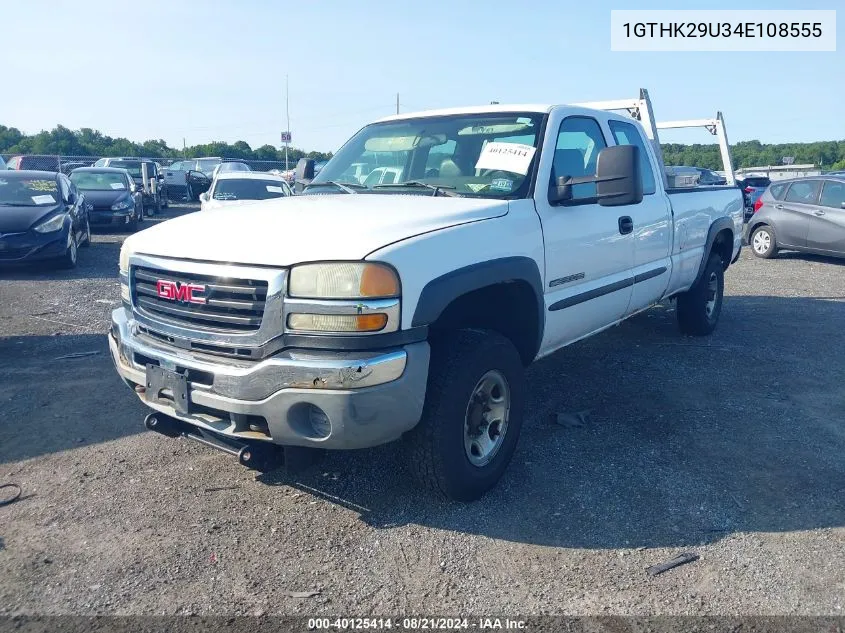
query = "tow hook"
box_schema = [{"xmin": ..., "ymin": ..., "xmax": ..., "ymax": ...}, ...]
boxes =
[{"xmin": 142, "ymin": 413, "xmax": 319, "ymax": 474}]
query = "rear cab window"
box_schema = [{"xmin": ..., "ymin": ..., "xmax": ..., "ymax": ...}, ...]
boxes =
[{"xmin": 607, "ymin": 119, "xmax": 656, "ymax": 195}]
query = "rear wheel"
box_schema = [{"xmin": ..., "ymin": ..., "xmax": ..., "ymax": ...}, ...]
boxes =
[
  {"xmin": 677, "ymin": 253, "xmax": 724, "ymax": 336},
  {"xmin": 750, "ymin": 225, "xmax": 777, "ymax": 259},
  {"xmin": 404, "ymin": 329, "xmax": 525, "ymax": 501}
]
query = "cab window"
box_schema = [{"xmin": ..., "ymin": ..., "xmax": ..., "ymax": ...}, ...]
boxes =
[
  {"xmin": 608, "ymin": 119, "xmax": 656, "ymax": 195},
  {"xmin": 550, "ymin": 116, "xmax": 607, "ymax": 202}
]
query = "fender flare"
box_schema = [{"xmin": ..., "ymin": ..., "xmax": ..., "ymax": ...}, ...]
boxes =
[
  {"xmin": 693, "ymin": 217, "xmax": 735, "ymax": 287},
  {"xmin": 411, "ymin": 256, "xmax": 545, "ymax": 357}
]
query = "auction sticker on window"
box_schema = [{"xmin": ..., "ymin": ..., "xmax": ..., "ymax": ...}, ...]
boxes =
[
  {"xmin": 266, "ymin": 185, "xmax": 285, "ymax": 193},
  {"xmin": 475, "ymin": 142, "xmax": 536, "ymax": 175},
  {"xmin": 32, "ymin": 194, "xmax": 56, "ymax": 205},
  {"xmin": 110, "ymin": 183, "xmax": 125, "ymax": 190}
]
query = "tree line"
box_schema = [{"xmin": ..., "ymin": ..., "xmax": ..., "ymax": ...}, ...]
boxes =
[
  {"xmin": 2, "ymin": 124, "xmax": 844, "ymax": 170},
  {"xmin": 0, "ymin": 125, "xmax": 332, "ymax": 164}
]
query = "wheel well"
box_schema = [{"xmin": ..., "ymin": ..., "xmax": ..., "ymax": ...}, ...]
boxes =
[
  {"xmin": 429, "ymin": 282, "xmax": 540, "ymax": 366},
  {"xmin": 711, "ymin": 228, "xmax": 733, "ymax": 269}
]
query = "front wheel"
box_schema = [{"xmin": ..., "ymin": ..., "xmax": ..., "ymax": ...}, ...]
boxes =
[
  {"xmin": 676, "ymin": 253, "xmax": 724, "ymax": 336},
  {"xmin": 404, "ymin": 329, "xmax": 525, "ymax": 501},
  {"xmin": 750, "ymin": 225, "xmax": 777, "ymax": 259},
  {"xmin": 79, "ymin": 216, "xmax": 91, "ymax": 248},
  {"xmin": 58, "ymin": 232, "xmax": 78, "ymax": 269}
]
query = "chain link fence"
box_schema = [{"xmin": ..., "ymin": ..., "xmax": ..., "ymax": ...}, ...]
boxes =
[{"xmin": 1, "ymin": 154, "xmax": 301, "ymax": 174}]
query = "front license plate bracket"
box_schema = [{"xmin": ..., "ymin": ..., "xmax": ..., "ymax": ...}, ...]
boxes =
[{"xmin": 146, "ymin": 364, "xmax": 190, "ymax": 414}]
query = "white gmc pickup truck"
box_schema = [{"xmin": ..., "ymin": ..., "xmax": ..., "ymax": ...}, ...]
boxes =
[{"xmin": 110, "ymin": 91, "xmax": 743, "ymax": 500}]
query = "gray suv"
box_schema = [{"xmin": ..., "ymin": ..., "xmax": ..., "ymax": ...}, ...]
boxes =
[{"xmin": 746, "ymin": 176, "xmax": 845, "ymax": 259}]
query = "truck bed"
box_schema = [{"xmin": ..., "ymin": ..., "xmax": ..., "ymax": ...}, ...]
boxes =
[{"xmin": 665, "ymin": 185, "xmax": 744, "ymax": 295}]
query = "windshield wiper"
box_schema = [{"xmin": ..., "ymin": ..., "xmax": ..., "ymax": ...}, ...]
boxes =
[
  {"xmin": 304, "ymin": 181, "xmax": 366, "ymax": 194},
  {"xmin": 372, "ymin": 181, "xmax": 462, "ymax": 197}
]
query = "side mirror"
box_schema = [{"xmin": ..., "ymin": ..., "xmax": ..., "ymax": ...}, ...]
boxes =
[
  {"xmin": 66, "ymin": 192, "xmax": 77, "ymax": 205},
  {"xmin": 548, "ymin": 145, "xmax": 643, "ymax": 207},
  {"xmin": 295, "ymin": 158, "xmax": 315, "ymax": 182},
  {"xmin": 595, "ymin": 144, "xmax": 643, "ymax": 207},
  {"xmin": 199, "ymin": 192, "xmax": 209, "ymax": 202}
]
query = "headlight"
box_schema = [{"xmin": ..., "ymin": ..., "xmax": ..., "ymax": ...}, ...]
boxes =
[
  {"xmin": 119, "ymin": 243, "xmax": 131, "ymax": 275},
  {"xmin": 289, "ymin": 262, "xmax": 399, "ymax": 299},
  {"xmin": 111, "ymin": 198, "xmax": 133, "ymax": 211},
  {"xmin": 33, "ymin": 214, "xmax": 66, "ymax": 234}
]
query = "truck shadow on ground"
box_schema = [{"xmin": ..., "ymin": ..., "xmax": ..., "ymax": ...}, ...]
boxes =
[{"xmin": 260, "ymin": 295, "xmax": 845, "ymax": 550}]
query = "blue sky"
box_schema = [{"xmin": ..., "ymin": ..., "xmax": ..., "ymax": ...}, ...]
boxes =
[{"xmin": 2, "ymin": 0, "xmax": 842, "ymax": 152}]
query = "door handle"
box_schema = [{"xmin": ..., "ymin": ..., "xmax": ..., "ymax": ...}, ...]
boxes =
[
  {"xmin": 618, "ymin": 216, "xmax": 634, "ymax": 235},
  {"xmin": 813, "ymin": 209, "xmax": 826, "ymax": 216},
  {"xmin": 774, "ymin": 204, "xmax": 784, "ymax": 210}
]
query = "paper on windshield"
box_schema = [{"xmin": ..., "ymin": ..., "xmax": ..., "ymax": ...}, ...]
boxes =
[
  {"xmin": 266, "ymin": 185, "xmax": 285, "ymax": 193},
  {"xmin": 474, "ymin": 142, "xmax": 536, "ymax": 175},
  {"xmin": 32, "ymin": 194, "xmax": 56, "ymax": 205},
  {"xmin": 110, "ymin": 183, "xmax": 125, "ymax": 190}
]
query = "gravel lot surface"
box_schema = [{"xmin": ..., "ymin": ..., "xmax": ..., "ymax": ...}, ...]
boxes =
[{"xmin": 1, "ymin": 207, "xmax": 843, "ymax": 617}]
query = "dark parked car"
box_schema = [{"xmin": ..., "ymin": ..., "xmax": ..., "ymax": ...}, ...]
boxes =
[
  {"xmin": 5, "ymin": 155, "xmax": 61, "ymax": 172},
  {"xmin": 69, "ymin": 167, "xmax": 144, "ymax": 231},
  {"xmin": 696, "ymin": 168, "xmax": 727, "ymax": 185},
  {"xmin": 93, "ymin": 158, "xmax": 167, "ymax": 214},
  {"xmin": 746, "ymin": 176, "xmax": 845, "ymax": 259},
  {"xmin": 0, "ymin": 170, "xmax": 91, "ymax": 268},
  {"xmin": 737, "ymin": 176, "xmax": 771, "ymax": 221}
]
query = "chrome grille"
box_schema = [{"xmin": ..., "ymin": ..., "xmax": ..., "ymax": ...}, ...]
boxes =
[{"xmin": 131, "ymin": 265, "xmax": 268, "ymax": 333}]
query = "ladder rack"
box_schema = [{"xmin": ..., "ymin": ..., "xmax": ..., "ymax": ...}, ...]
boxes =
[{"xmin": 574, "ymin": 88, "xmax": 736, "ymax": 186}]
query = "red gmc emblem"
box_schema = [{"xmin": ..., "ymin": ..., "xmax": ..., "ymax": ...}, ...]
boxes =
[{"xmin": 156, "ymin": 280, "xmax": 207, "ymax": 304}]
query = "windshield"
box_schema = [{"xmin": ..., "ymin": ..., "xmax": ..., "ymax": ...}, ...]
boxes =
[
  {"xmin": 211, "ymin": 179, "xmax": 289, "ymax": 201},
  {"xmin": 70, "ymin": 172, "xmax": 128, "ymax": 191},
  {"xmin": 108, "ymin": 161, "xmax": 142, "ymax": 178},
  {"xmin": 218, "ymin": 163, "xmax": 251, "ymax": 173},
  {"xmin": 311, "ymin": 112, "xmax": 545, "ymax": 197},
  {"xmin": 0, "ymin": 176, "xmax": 59, "ymax": 206},
  {"xmin": 197, "ymin": 159, "xmax": 221, "ymax": 175}
]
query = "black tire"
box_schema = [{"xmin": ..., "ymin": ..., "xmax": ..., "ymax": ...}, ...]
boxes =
[
  {"xmin": 58, "ymin": 232, "xmax": 78, "ymax": 269},
  {"xmin": 161, "ymin": 187, "xmax": 169, "ymax": 208},
  {"xmin": 677, "ymin": 253, "xmax": 724, "ymax": 336},
  {"xmin": 750, "ymin": 225, "xmax": 777, "ymax": 259},
  {"xmin": 404, "ymin": 329, "xmax": 525, "ymax": 502},
  {"xmin": 79, "ymin": 216, "xmax": 91, "ymax": 248}
]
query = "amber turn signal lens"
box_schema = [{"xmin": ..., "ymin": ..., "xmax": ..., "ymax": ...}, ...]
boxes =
[
  {"xmin": 355, "ymin": 314, "xmax": 388, "ymax": 331},
  {"xmin": 360, "ymin": 264, "xmax": 400, "ymax": 297},
  {"xmin": 287, "ymin": 313, "xmax": 388, "ymax": 332}
]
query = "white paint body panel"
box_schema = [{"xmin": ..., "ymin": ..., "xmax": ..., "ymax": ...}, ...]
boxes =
[{"xmin": 123, "ymin": 195, "xmax": 509, "ymax": 266}]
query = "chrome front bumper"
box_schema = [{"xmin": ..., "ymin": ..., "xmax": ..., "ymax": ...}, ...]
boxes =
[{"xmin": 109, "ymin": 308, "xmax": 430, "ymax": 449}]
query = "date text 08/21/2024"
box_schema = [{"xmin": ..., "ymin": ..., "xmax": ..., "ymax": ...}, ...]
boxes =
[{"xmin": 307, "ymin": 618, "xmax": 527, "ymax": 630}]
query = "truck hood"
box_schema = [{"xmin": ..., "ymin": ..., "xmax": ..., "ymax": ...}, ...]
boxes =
[{"xmin": 126, "ymin": 194, "xmax": 509, "ymax": 266}]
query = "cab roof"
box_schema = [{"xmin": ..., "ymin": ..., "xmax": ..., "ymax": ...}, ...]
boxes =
[{"xmin": 376, "ymin": 104, "xmax": 553, "ymax": 123}]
